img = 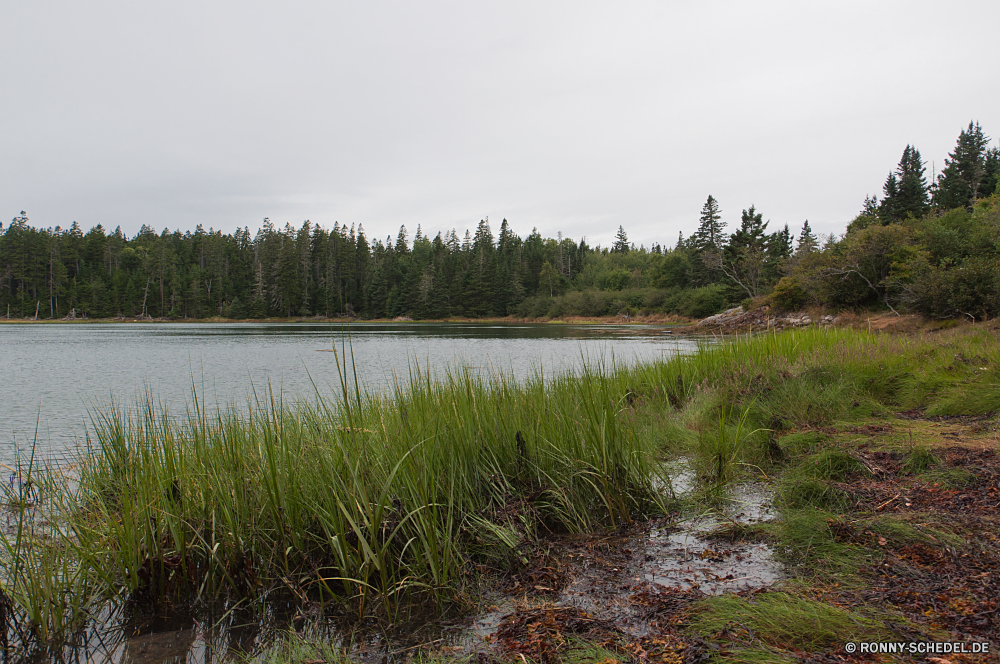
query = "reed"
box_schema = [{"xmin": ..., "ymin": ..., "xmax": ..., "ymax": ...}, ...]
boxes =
[{"xmin": 64, "ymin": 352, "xmax": 663, "ymax": 619}]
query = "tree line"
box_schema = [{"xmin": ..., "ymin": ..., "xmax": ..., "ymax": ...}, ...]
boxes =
[{"xmin": 1, "ymin": 121, "xmax": 998, "ymax": 321}]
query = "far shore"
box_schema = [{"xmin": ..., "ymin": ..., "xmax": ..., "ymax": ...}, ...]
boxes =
[{"xmin": 0, "ymin": 313, "xmax": 694, "ymax": 326}]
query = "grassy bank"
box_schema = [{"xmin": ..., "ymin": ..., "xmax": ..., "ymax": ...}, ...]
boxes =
[
  {"xmin": 3, "ymin": 322, "xmax": 999, "ymax": 660},
  {"xmin": 2, "ymin": 348, "xmax": 666, "ymax": 650}
]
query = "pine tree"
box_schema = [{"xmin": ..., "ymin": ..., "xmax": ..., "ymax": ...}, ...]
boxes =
[
  {"xmin": 879, "ymin": 145, "xmax": 928, "ymax": 221},
  {"xmin": 612, "ymin": 226, "xmax": 629, "ymax": 253},
  {"xmin": 796, "ymin": 220, "xmax": 818, "ymax": 254},
  {"xmin": 692, "ymin": 196, "xmax": 725, "ymax": 251},
  {"xmin": 861, "ymin": 194, "xmax": 879, "ymax": 217},
  {"xmin": 878, "ymin": 173, "xmax": 902, "ymax": 222},
  {"xmin": 896, "ymin": 145, "xmax": 929, "ymax": 218},
  {"xmin": 933, "ymin": 121, "xmax": 991, "ymax": 210},
  {"xmin": 726, "ymin": 206, "xmax": 768, "ymax": 257},
  {"xmin": 982, "ymin": 146, "xmax": 1000, "ymax": 199}
]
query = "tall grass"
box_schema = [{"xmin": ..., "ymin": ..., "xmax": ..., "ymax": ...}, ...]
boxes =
[{"xmin": 65, "ymin": 354, "xmax": 663, "ymax": 619}]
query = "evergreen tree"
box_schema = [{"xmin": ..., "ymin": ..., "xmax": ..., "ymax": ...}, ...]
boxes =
[
  {"xmin": 879, "ymin": 145, "xmax": 928, "ymax": 221},
  {"xmin": 726, "ymin": 206, "xmax": 768, "ymax": 257},
  {"xmin": 982, "ymin": 146, "xmax": 1000, "ymax": 199},
  {"xmin": 612, "ymin": 226, "xmax": 629, "ymax": 254},
  {"xmin": 933, "ymin": 121, "xmax": 991, "ymax": 210},
  {"xmin": 692, "ymin": 196, "xmax": 725, "ymax": 251},
  {"xmin": 896, "ymin": 145, "xmax": 929, "ymax": 218},
  {"xmin": 878, "ymin": 173, "xmax": 902, "ymax": 221},
  {"xmin": 861, "ymin": 194, "xmax": 879, "ymax": 217},
  {"xmin": 796, "ymin": 220, "xmax": 818, "ymax": 254}
]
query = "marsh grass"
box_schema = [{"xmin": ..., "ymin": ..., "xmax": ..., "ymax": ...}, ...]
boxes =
[
  {"xmin": 687, "ymin": 591, "xmax": 891, "ymax": 652},
  {"xmin": 63, "ymin": 351, "xmax": 665, "ymax": 624},
  {"xmin": 4, "ymin": 324, "xmax": 999, "ymax": 651}
]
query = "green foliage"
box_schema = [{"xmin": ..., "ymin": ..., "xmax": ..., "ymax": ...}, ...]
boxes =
[
  {"xmin": 933, "ymin": 121, "xmax": 993, "ymax": 210},
  {"xmin": 879, "ymin": 145, "xmax": 929, "ymax": 222},
  {"xmin": 598, "ymin": 267, "xmax": 633, "ymax": 291},
  {"xmin": 667, "ymin": 284, "xmax": 727, "ymax": 318},
  {"xmin": 768, "ymin": 276, "xmax": 808, "ymax": 311},
  {"xmin": 692, "ymin": 195, "xmax": 725, "ymax": 251}
]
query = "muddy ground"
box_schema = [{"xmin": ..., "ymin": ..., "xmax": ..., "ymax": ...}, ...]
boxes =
[{"xmin": 426, "ymin": 411, "xmax": 1000, "ymax": 664}]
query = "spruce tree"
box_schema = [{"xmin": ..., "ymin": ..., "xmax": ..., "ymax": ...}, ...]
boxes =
[
  {"xmin": 933, "ymin": 121, "xmax": 991, "ymax": 210},
  {"xmin": 693, "ymin": 196, "xmax": 725, "ymax": 251},
  {"xmin": 796, "ymin": 220, "xmax": 818, "ymax": 254},
  {"xmin": 612, "ymin": 226, "xmax": 629, "ymax": 253},
  {"xmin": 982, "ymin": 146, "xmax": 1000, "ymax": 199},
  {"xmin": 879, "ymin": 145, "xmax": 929, "ymax": 221},
  {"xmin": 861, "ymin": 194, "xmax": 879, "ymax": 217},
  {"xmin": 726, "ymin": 206, "xmax": 767, "ymax": 257},
  {"xmin": 896, "ymin": 145, "xmax": 929, "ymax": 218},
  {"xmin": 878, "ymin": 173, "xmax": 902, "ymax": 221}
]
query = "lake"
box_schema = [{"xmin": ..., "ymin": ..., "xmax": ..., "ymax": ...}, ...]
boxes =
[{"xmin": 0, "ymin": 321, "xmax": 699, "ymax": 466}]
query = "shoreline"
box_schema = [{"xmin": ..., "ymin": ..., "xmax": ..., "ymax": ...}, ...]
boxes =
[
  {"xmin": 4, "ymin": 325, "xmax": 999, "ymax": 662},
  {"xmin": 0, "ymin": 312, "xmax": 693, "ymax": 326},
  {"xmin": 2, "ymin": 309, "xmax": 987, "ymax": 338}
]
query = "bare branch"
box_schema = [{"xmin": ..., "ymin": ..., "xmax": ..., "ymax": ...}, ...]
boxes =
[
  {"xmin": 822, "ymin": 266, "xmax": 899, "ymax": 316},
  {"xmin": 703, "ymin": 251, "xmax": 758, "ymax": 299}
]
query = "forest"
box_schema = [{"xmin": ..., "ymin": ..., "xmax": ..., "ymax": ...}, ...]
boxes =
[{"xmin": 1, "ymin": 121, "xmax": 998, "ymax": 322}]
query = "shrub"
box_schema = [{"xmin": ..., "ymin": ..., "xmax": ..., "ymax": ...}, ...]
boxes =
[{"xmin": 769, "ymin": 277, "xmax": 808, "ymax": 311}]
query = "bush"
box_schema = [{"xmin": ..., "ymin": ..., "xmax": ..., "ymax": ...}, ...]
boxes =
[
  {"xmin": 769, "ymin": 277, "xmax": 808, "ymax": 311},
  {"xmin": 666, "ymin": 284, "xmax": 728, "ymax": 318},
  {"xmin": 598, "ymin": 268, "xmax": 632, "ymax": 291}
]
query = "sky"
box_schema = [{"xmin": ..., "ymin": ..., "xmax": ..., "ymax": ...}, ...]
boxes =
[{"xmin": 3, "ymin": 1, "xmax": 999, "ymax": 249}]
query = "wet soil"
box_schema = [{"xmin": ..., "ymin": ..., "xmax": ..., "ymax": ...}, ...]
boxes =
[
  {"xmin": 828, "ymin": 445, "xmax": 1000, "ymax": 642},
  {"xmin": 459, "ymin": 475, "xmax": 783, "ymax": 664}
]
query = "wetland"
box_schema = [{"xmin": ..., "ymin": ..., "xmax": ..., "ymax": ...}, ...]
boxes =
[{"xmin": 2, "ymin": 323, "xmax": 999, "ymax": 663}]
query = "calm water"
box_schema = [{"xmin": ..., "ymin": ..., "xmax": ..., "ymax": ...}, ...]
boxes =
[{"xmin": 0, "ymin": 321, "xmax": 698, "ymax": 466}]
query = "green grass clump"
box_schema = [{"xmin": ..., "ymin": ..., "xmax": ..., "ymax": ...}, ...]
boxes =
[
  {"xmin": 918, "ymin": 466, "xmax": 976, "ymax": 488},
  {"xmin": 252, "ymin": 632, "xmax": 348, "ymax": 664},
  {"xmin": 688, "ymin": 592, "xmax": 889, "ymax": 652},
  {"xmin": 801, "ymin": 451, "xmax": 867, "ymax": 481},
  {"xmin": 770, "ymin": 509, "xmax": 867, "ymax": 578},
  {"xmin": 776, "ymin": 432, "xmax": 828, "ymax": 455},
  {"xmin": 778, "ymin": 479, "xmax": 850, "ymax": 510},
  {"xmin": 903, "ymin": 447, "xmax": 939, "ymax": 474},
  {"xmin": 865, "ymin": 517, "xmax": 965, "ymax": 550}
]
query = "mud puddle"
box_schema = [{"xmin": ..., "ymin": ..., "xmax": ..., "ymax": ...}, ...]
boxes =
[{"xmin": 464, "ymin": 462, "xmax": 783, "ymax": 648}]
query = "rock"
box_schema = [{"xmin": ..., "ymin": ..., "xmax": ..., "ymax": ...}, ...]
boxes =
[{"xmin": 697, "ymin": 306, "xmax": 744, "ymax": 327}]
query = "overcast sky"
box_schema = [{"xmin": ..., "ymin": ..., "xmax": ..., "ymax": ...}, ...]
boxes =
[{"xmin": 3, "ymin": 1, "xmax": 998, "ymax": 249}]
